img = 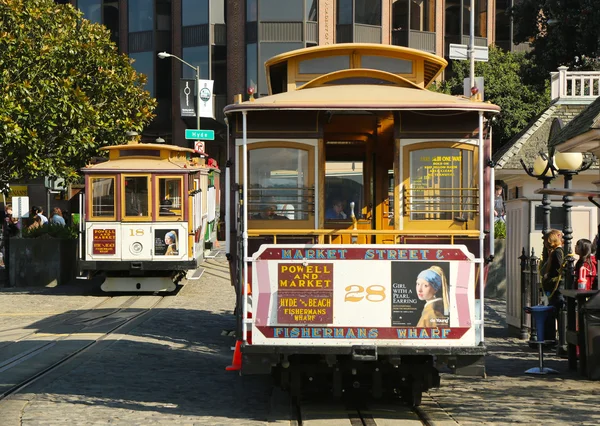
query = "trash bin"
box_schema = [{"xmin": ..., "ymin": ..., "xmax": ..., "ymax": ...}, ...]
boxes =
[{"xmin": 583, "ymin": 292, "xmax": 600, "ymax": 380}]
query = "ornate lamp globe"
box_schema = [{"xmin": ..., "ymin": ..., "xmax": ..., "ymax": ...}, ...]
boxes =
[
  {"xmin": 532, "ymin": 154, "xmax": 555, "ymax": 177},
  {"xmin": 555, "ymin": 152, "xmax": 583, "ymax": 172}
]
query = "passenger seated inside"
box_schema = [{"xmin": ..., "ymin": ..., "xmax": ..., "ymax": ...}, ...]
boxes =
[
  {"xmin": 276, "ymin": 202, "xmax": 295, "ymax": 220},
  {"xmin": 159, "ymin": 198, "xmax": 176, "ymax": 216},
  {"xmin": 253, "ymin": 205, "xmax": 289, "ymax": 220},
  {"xmin": 325, "ymin": 200, "xmax": 347, "ymax": 220}
]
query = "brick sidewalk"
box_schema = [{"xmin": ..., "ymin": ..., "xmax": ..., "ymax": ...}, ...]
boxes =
[{"xmin": 428, "ymin": 299, "xmax": 600, "ymax": 425}]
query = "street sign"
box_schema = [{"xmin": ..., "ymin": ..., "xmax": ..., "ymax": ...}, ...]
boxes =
[
  {"xmin": 185, "ymin": 129, "xmax": 215, "ymax": 140},
  {"xmin": 448, "ymin": 44, "xmax": 489, "ymax": 62},
  {"xmin": 194, "ymin": 141, "xmax": 205, "ymax": 154}
]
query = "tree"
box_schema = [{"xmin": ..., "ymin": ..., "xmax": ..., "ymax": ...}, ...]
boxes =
[
  {"xmin": 0, "ymin": 0, "xmax": 156, "ymax": 191},
  {"xmin": 512, "ymin": 0, "xmax": 600, "ymax": 80},
  {"xmin": 432, "ymin": 46, "xmax": 550, "ymax": 151}
]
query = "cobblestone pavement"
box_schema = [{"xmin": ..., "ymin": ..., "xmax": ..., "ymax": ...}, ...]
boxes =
[
  {"xmin": 1, "ymin": 258, "xmax": 599, "ymax": 425},
  {"xmin": 1, "ymin": 255, "xmax": 273, "ymax": 425},
  {"xmin": 428, "ymin": 299, "xmax": 600, "ymax": 425}
]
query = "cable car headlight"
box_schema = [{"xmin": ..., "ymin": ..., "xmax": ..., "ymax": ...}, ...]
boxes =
[{"xmin": 131, "ymin": 242, "xmax": 143, "ymax": 254}]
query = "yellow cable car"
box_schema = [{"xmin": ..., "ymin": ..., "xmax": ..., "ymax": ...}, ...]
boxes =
[
  {"xmin": 79, "ymin": 141, "xmax": 220, "ymax": 292},
  {"xmin": 224, "ymin": 43, "xmax": 500, "ymax": 405}
]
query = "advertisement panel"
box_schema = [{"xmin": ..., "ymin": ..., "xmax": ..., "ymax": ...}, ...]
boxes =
[{"xmin": 251, "ymin": 245, "xmax": 477, "ymax": 347}]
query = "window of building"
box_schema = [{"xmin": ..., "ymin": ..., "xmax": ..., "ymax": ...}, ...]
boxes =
[
  {"xmin": 445, "ymin": 0, "xmax": 460, "ymax": 36},
  {"xmin": 306, "ymin": 0, "xmax": 318, "ymax": 21},
  {"xmin": 77, "ymin": 1, "xmax": 119, "ymax": 44},
  {"xmin": 392, "ymin": 0, "xmax": 408, "ymax": 31},
  {"xmin": 130, "ymin": 52, "xmax": 155, "ymax": 97},
  {"xmin": 78, "ymin": 0, "xmax": 102, "ymax": 23},
  {"xmin": 246, "ymin": 43, "xmax": 258, "ymax": 93},
  {"xmin": 90, "ymin": 177, "xmax": 115, "ymax": 217},
  {"xmin": 325, "ymin": 161, "xmax": 364, "ymax": 220},
  {"xmin": 182, "ymin": 0, "xmax": 209, "ymax": 26},
  {"xmin": 406, "ymin": 147, "xmax": 476, "ymax": 221},
  {"xmin": 410, "ymin": 0, "xmax": 435, "ymax": 32},
  {"xmin": 260, "ymin": 0, "xmax": 303, "ymax": 21},
  {"xmin": 444, "ymin": 0, "xmax": 487, "ymax": 38},
  {"xmin": 534, "ymin": 206, "xmax": 566, "ymax": 231},
  {"xmin": 156, "ymin": 0, "xmax": 171, "ymax": 31},
  {"xmin": 248, "ymin": 147, "xmax": 310, "ymax": 221},
  {"xmin": 123, "ymin": 176, "xmax": 150, "ymax": 218},
  {"xmin": 337, "ymin": 0, "xmax": 353, "ymax": 25},
  {"xmin": 157, "ymin": 177, "xmax": 183, "ymax": 218},
  {"xmin": 128, "ymin": 0, "xmax": 154, "ymax": 32},
  {"xmin": 247, "ymin": 0, "xmax": 258, "ymax": 21},
  {"xmin": 182, "ymin": 46, "xmax": 209, "ymax": 80},
  {"xmin": 355, "ymin": 0, "xmax": 381, "ymax": 25},
  {"xmin": 495, "ymin": 0, "xmax": 511, "ymax": 46}
]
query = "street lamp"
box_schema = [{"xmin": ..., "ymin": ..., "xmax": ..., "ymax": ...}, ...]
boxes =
[
  {"xmin": 552, "ymin": 151, "xmax": 594, "ymax": 356},
  {"xmin": 157, "ymin": 51, "xmax": 201, "ymax": 145},
  {"xmin": 521, "ymin": 152, "xmax": 557, "ymax": 341}
]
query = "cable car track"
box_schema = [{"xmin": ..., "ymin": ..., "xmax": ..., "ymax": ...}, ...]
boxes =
[
  {"xmin": 0, "ymin": 294, "xmax": 168, "ymax": 401},
  {"xmin": 290, "ymin": 400, "xmax": 444, "ymax": 426}
]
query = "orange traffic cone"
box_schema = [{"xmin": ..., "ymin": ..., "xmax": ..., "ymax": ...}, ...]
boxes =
[{"xmin": 226, "ymin": 340, "xmax": 243, "ymax": 371}]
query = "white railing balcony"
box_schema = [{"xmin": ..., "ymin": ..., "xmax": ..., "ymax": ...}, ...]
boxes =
[{"xmin": 551, "ymin": 66, "xmax": 600, "ymax": 103}]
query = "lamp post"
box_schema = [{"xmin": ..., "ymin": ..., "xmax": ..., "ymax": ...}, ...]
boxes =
[
  {"xmin": 554, "ymin": 151, "xmax": 595, "ymax": 356},
  {"xmin": 157, "ymin": 51, "xmax": 201, "ymax": 143},
  {"xmin": 521, "ymin": 152, "xmax": 556, "ymax": 342}
]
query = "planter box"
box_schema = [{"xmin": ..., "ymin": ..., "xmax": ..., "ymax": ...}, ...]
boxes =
[
  {"xmin": 485, "ymin": 239, "xmax": 507, "ymax": 299},
  {"xmin": 8, "ymin": 237, "xmax": 77, "ymax": 287}
]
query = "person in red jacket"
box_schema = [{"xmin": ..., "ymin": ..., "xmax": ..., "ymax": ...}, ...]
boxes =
[{"xmin": 575, "ymin": 238, "xmax": 597, "ymax": 291}]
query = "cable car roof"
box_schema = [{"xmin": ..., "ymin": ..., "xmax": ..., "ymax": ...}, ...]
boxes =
[{"xmin": 224, "ymin": 84, "xmax": 501, "ymax": 114}]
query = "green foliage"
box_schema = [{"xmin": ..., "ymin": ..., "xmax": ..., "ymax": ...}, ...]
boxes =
[
  {"xmin": 494, "ymin": 220, "xmax": 507, "ymax": 239},
  {"xmin": 0, "ymin": 0, "xmax": 156, "ymax": 187},
  {"xmin": 430, "ymin": 46, "xmax": 550, "ymax": 152},
  {"xmin": 22, "ymin": 223, "xmax": 78, "ymax": 240},
  {"xmin": 511, "ymin": 0, "xmax": 600, "ymax": 82}
]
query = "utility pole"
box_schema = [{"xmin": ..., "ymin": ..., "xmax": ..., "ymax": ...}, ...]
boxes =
[{"xmin": 469, "ymin": 0, "xmax": 476, "ymax": 92}]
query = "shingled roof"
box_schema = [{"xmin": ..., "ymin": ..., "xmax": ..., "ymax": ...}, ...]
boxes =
[
  {"xmin": 493, "ymin": 104, "xmax": 589, "ymax": 169},
  {"xmin": 549, "ymin": 96, "xmax": 600, "ymax": 148}
]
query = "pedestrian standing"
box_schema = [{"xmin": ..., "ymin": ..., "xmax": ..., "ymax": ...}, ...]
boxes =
[
  {"xmin": 34, "ymin": 206, "xmax": 48, "ymax": 225},
  {"xmin": 541, "ymin": 229, "xmax": 565, "ymax": 343},
  {"xmin": 494, "ymin": 185, "xmax": 505, "ymax": 223},
  {"xmin": 575, "ymin": 239, "xmax": 596, "ymax": 291},
  {"xmin": 49, "ymin": 207, "xmax": 66, "ymax": 226}
]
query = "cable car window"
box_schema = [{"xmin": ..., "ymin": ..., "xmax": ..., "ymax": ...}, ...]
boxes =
[
  {"xmin": 248, "ymin": 147, "xmax": 310, "ymax": 220},
  {"xmin": 325, "ymin": 161, "xmax": 364, "ymax": 220},
  {"xmin": 124, "ymin": 176, "xmax": 149, "ymax": 217},
  {"xmin": 298, "ymin": 55, "xmax": 350, "ymax": 74},
  {"xmin": 158, "ymin": 177, "xmax": 183, "ymax": 217},
  {"xmin": 360, "ymin": 55, "xmax": 413, "ymax": 74},
  {"xmin": 406, "ymin": 147, "xmax": 475, "ymax": 221},
  {"xmin": 91, "ymin": 177, "xmax": 115, "ymax": 217}
]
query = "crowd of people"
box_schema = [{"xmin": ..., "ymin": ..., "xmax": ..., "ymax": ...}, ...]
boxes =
[{"xmin": 0, "ymin": 204, "xmax": 69, "ymax": 270}]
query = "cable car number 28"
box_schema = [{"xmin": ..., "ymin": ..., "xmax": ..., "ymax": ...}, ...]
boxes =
[{"xmin": 344, "ymin": 285, "xmax": 386, "ymax": 302}]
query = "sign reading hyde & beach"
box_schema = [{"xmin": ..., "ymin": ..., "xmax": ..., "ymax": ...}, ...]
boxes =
[{"xmin": 252, "ymin": 245, "xmax": 476, "ymax": 346}]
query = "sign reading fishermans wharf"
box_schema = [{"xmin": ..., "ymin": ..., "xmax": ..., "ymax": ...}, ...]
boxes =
[{"xmin": 277, "ymin": 263, "xmax": 333, "ymax": 324}]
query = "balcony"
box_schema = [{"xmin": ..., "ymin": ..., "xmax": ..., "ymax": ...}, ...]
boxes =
[
  {"xmin": 392, "ymin": 29, "xmax": 435, "ymax": 54},
  {"xmin": 336, "ymin": 24, "xmax": 382, "ymax": 44},
  {"xmin": 551, "ymin": 67, "xmax": 600, "ymax": 103}
]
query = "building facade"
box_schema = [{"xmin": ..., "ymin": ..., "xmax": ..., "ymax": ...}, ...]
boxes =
[{"xmin": 60, "ymin": 0, "xmax": 526, "ymax": 163}]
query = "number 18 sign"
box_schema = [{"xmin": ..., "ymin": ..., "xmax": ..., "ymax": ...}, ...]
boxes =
[{"xmin": 194, "ymin": 141, "xmax": 205, "ymax": 154}]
